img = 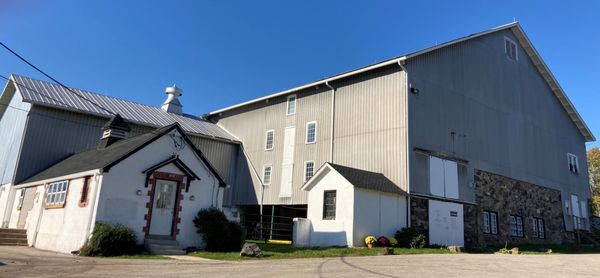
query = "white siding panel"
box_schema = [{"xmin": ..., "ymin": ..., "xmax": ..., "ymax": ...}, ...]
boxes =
[
  {"xmin": 429, "ymin": 156, "xmax": 444, "ymax": 197},
  {"xmin": 444, "ymin": 160, "xmax": 459, "ymax": 199}
]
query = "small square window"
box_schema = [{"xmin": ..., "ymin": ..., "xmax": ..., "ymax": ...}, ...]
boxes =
[
  {"xmin": 510, "ymin": 215, "xmax": 524, "ymax": 237},
  {"xmin": 265, "ymin": 130, "xmax": 274, "ymax": 150},
  {"xmin": 263, "ymin": 166, "xmax": 272, "ymax": 185},
  {"xmin": 306, "ymin": 121, "xmax": 317, "ymax": 144},
  {"xmin": 567, "ymin": 153, "xmax": 579, "ymax": 174},
  {"xmin": 323, "ymin": 190, "xmax": 336, "ymax": 220},
  {"xmin": 287, "ymin": 95, "xmax": 296, "ymax": 115},
  {"xmin": 304, "ymin": 161, "xmax": 315, "ymax": 182},
  {"xmin": 505, "ymin": 37, "xmax": 518, "ymax": 61}
]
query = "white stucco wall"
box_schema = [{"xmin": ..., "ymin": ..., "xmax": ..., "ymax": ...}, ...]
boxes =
[
  {"xmin": 305, "ymin": 169, "xmax": 355, "ymax": 247},
  {"xmin": 97, "ymin": 130, "xmax": 222, "ymax": 249},
  {"xmin": 352, "ymin": 189, "xmax": 407, "ymax": 246},
  {"xmin": 0, "ymin": 184, "xmax": 10, "ymax": 226}
]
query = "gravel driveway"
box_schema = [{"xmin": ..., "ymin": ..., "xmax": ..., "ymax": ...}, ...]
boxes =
[{"xmin": 2, "ymin": 246, "xmax": 600, "ymax": 278}]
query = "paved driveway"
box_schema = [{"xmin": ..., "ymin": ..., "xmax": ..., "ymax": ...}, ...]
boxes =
[{"xmin": 2, "ymin": 246, "xmax": 600, "ymax": 278}]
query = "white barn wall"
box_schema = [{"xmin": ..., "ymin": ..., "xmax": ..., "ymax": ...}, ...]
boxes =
[
  {"xmin": 306, "ymin": 170, "xmax": 354, "ymax": 247},
  {"xmin": 352, "ymin": 189, "xmax": 407, "ymax": 246}
]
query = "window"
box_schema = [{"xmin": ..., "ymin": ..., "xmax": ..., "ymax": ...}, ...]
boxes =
[
  {"xmin": 304, "ymin": 161, "xmax": 315, "ymax": 182},
  {"xmin": 45, "ymin": 180, "xmax": 69, "ymax": 208},
  {"xmin": 323, "ymin": 190, "xmax": 336, "ymax": 220},
  {"xmin": 533, "ymin": 218, "xmax": 545, "ymax": 239},
  {"xmin": 510, "ymin": 215, "xmax": 524, "ymax": 237},
  {"xmin": 265, "ymin": 130, "xmax": 274, "ymax": 150},
  {"xmin": 17, "ymin": 189, "xmax": 25, "ymax": 210},
  {"xmin": 306, "ymin": 121, "xmax": 317, "ymax": 144},
  {"xmin": 567, "ymin": 153, "xmax": 579, "ymax": 174},
  {"xmin": 79, "ymin": 176, "xmax": 91, "ymax": 207},
  {"xmin": 263, "ymin": 165, "xmax": 272, "ymax": 185},
  {"xmin": 504, "ymin": 37, "xmax": 518, "ymax": 61},
  {"xmin": 287, "ymin": 95, "xmax": 296, "ymax": 115},
  {"xmin": 482, "ymin": 211, "xmax": 498, "ymax": 235}
]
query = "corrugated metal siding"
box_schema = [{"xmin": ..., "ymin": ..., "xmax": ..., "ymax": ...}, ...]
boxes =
[
  {"xmin": 11, "ymin": 75, "xmax": 236, "ymax": 141},
  {"xmin": 406, "ymin": 29, "xmax": 590, "ymax": 206},
  {"xmin": 214, "ymin": 67, "xmax": 408, "ymax": 205},
  {"xmin": 0, "ymin": 85, "xmax": 31, "ymax": 184}
]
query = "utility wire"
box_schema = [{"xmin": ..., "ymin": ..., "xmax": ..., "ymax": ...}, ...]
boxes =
[
  {"xmin": 0, "ymin": 41, "xmax": 115, "ymax": 115},
  {"xmin": 0, "ymin": 74, "xmax": 74, "ymax": 109}
]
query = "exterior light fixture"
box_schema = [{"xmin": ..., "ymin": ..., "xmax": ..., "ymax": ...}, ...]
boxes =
[
  {"xmin": 189, "ymin": 195, "xmax": 195, "ymax": 201},
  {"xmin": 136, "ymin": 189, "xmax": 143, "ymax": 196}
]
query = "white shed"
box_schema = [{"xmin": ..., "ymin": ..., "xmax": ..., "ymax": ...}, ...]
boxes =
[{"xmin": 297, "ymin": 163, "xmax": 407, "ymax": 247}]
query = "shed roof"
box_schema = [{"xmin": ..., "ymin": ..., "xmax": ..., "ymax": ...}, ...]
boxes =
[
  {"xmin": 302, "ymin": 163, "xmax": 406, "ymax": 195},
  {"xmin": 19, "ymin": 123, "xmax": 227, "ymax": 186},
  {"xmin": 9, "ymin": 74, "xmax": 238, "ymax": 142}
]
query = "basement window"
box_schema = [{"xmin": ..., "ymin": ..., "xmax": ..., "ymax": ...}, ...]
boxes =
[
  {"xmin": 510, "ymin": 215, "xmax": 524, "ymax": 237},
  {"xmin": 287, "ymin": 95, "xmax": 297, "ymax": 115},
  {"xmin": 304, "ymin": 161, "xmax": 315, "ymax": 182},
  {"xmin": 323, "ymin": 190, "xmax": 336, "ymax": 220},
  {"xmin": 567, "ymin": 153, "xmax": 579, "ymax": 174},
  {"xmin": 504, "ymin": 37, "xmax": 518, "ymax": 61},
  {"xmin": 265, "ymin": 130, "xmax": 274, "ymax": 150},
  {"xmin": 263, "ymin": 165, "xmax": 272, "ymax": 185},
  {"xmin": 533, "ymin": 218, "xmax": 545, "ymax": 239},
  {"xmin": 482, "ymin": 211, "xmax": 498, "ymax": 235},
  {"xmin": 45, "ymin": 180, "xmax": 69, "ymax": 208}
]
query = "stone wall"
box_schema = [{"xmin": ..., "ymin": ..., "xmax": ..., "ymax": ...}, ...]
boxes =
[
  {"xmin": 470, "ymin": 170, "xmax": 566, "ymax": 246},
  {"xmin": 410, "ymin": 197, "xmax": 428, "ymax": 236}
]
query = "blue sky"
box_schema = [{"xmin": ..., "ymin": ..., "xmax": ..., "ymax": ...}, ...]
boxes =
[{"xmin": 1, "ymin": 1, "xmax": 599, "ymax": 148}]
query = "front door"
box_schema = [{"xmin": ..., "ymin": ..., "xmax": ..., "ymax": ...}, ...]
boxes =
[{"xmin": 149, "ymin": 180, "xmax": 178, "ymax": 236}]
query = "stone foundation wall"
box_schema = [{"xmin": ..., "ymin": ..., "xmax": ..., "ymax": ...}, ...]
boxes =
[
  {"xmin": 471, "ymin": 170, "xmax": 566, "ymax": 246},
  {"xmin": 410, "ymin": 197, "xmax": 428, "ymax": 236}
]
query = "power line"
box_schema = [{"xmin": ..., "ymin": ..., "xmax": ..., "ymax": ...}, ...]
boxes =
[
  {"xmin": 0, "ymin": 41, "xmax": 115, "ymax": 115},
  {"xmin": 0, "ymin": 74, "xmax": 75, "ymax": 109}
]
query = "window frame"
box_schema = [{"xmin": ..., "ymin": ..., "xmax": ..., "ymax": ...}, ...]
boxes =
[
  {"xmin": 45, "ymin": 180, "xmax": 69, "ymax": 209},
  {"xmin": 78, "ymin": 176, "xmax": 92, "ymax": 207},
  {"xmin": 504, "ymin": 37, "xmax": 518, "ymax": 61},
  {"xmin": 482, "ymin": 210, "xmax": 499, "ymax": 235},
  {"xmin": 265, "ymin": 129, "xmax": 275, "ymax": 151},
  {"xmin": 567, "ymin": 153, "xmax": 579, "ymax": 174},
  {"xmin": 305, "ymin": 121, "xmax": 317, "ymax": 144},
  {"xmin": 286, "ymin": 94, "xmax": 297, "ymax": 115},
  {"xmin": 262, "ymin": 165, "xmax": 273, "ymax": 185},
  {"xmin": 17, "ymin": 189, "xmax": 25, "ymax": 210},
  {"xmin": 323, "ymin": 190, "xmax": 336, "ymax": 220},
  {"xmin": 509, "ymin": 215, "xmax": 524, "ymax": 237},
  {"xmin": 304, "ymin": 160, "xmax": 315, "ymax": 182},
  {"xmin": 533, "ymin": 217, "xmax": 545, "ymax": 239}
]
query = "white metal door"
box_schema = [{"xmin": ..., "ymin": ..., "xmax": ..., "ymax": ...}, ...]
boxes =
[
  {"xmin": 149, "ymin": 180, "xmax": 178, "ymax": 236},
  {"xmin": 428, "ymin": 200, "xmax": 464, "ymax": 246},
  {"xmin": 280, "ymin": 126, "xmax": 295, "ymax": 197}
]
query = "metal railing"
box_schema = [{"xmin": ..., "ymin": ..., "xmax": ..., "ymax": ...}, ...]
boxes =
[{"xmin": 240, "ymin": 213, "xmax": 294, "ymax": 242}]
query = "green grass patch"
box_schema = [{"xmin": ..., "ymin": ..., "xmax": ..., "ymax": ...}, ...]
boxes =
[
  {"xmin": 190, "ymin": 241, "xmax": 450, "ymax": 260},
  {"xmin": 113, "ymin": 254, "xmax": 170, "ymax": 259},
  {"xmin": 516, "ymin": 244, "xmax": 600, "ymax": 255}
]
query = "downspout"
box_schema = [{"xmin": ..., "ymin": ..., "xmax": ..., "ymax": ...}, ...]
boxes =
[
  {"xmin": 325, "ymin": 81, "xmax": 336, "ymax": 163},
  {"xmin": 398, "ymin": 60, "xmax": 411, "ymax": 228}
]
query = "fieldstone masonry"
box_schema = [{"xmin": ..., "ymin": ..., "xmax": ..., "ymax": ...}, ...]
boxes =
[{"xmin": 471, "ymin": 170, "xmax": 566, "ymax": 246}]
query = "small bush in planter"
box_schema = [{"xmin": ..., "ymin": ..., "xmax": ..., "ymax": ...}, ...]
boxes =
[
  {"xmin": 377, "ymin": 236, "xmax": 391, "ymax": 247},
  {"xmin": 388, "ymin": 237, "xmax": 398, "ymax": 247},
  {"xmin": 409, "ymin": 234, "xmax": 427, "ymax": 249},
  {"xmin": 79, "ymin": 222, "xmax": 137, "ymax": 257},
  {"xmin": 193, "ymin": 208, "xmax": 246, "ymax": 252},
  {"xmin": 364, "ymin": 236, "xmax": 377, "ymax": 247}
]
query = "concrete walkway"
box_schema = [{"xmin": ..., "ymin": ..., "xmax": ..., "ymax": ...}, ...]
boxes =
[{"xmin": 2, "ymin": 246, "xmax": 600, "ymax": 277}]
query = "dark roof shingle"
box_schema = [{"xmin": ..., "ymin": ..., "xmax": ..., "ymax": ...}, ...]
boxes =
[{"xmin": 328, "ymin": 163, "xmax": 406, "ymax": 195}]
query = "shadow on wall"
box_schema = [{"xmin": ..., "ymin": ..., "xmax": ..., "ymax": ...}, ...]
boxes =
[
  {"xmin": 233, "ymin": 150, "xmax": 258, "ymax": 205},
  {"xmin": 293, "ymin": 218, "xmax": 349, "ymax": 247}
]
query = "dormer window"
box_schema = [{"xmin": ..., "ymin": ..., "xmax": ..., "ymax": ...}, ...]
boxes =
[
  {"xmin": 504, "ymin": 37, "xmax": 518, "ymax": 61},
  {"xmin": 567, "ymin": 153, "xmax": 579, "ymax": 174}
]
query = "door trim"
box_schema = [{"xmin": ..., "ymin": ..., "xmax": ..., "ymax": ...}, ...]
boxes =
[{"xmin": 143, "ymin": 171, "xmax": 185, "ymax": 238}]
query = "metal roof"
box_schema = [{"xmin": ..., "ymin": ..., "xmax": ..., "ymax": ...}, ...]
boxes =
[
  {"xmin": 207, "ymin": 22, "xmax": 595, "ymax": 142},
  {"xmin": 10, "ymin": 74, "xmax": 238, "ymax": 142}
]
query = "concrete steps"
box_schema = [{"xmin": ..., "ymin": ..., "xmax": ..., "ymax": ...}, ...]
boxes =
[
  {"xmin": 144, "ymin": 238, "xmax": 186, "ymax": 255},
  {"xmin": 0, "ymin": 228, "xmax": 27, "ymax": 246}
]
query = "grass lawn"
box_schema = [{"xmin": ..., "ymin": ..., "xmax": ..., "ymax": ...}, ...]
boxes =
[
  {"xmin": 190, "ymin": 241, "xmax": 451, "ymax": 260},
  {"xmin": 514, "ymin": 244, "xmax": 600, "ymax": 255}
]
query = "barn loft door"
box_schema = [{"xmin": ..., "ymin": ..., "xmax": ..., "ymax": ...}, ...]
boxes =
[{"xmin": 280, "ymin": 126, "xmax": 295, "ymax": 198}]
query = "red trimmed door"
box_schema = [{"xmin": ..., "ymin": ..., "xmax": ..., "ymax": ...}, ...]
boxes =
[{"xmin": 149, "ymin": 180, "xmax": 178, "ymax": 236}]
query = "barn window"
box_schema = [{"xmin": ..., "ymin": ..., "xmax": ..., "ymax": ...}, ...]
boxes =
[
  {"xmin": 504, "ymin": 37, "xmax": 518, "ymax": 61},
  {"xmin": 265, "ymin": 130, "xmax": 274, "ymax": 150},
  {"xmin": 482, "ymin": 211, "xmax": 498, "ymax": 235},
  {"xmin": 306, "ymin": 121, "xmax": 317, "ymax": 144},
  {"xmin": 287, "ymin": 95, "xmax": 297, "ymax": 115},
  {"xmin": 45, "ymin": 180, "xmax": 69, "ymax": 208},
  {"xmin": 567, "ymin": 153, "xmax": 579, "ymax": 174},
  {"xmin": 323, "ymin": 190, "xmax": 336, "ymax": 220},
  {"xmin": 263, "ymin": 165, "xmax": 272, "ymax": 185},
  {"xmin": 79, "ymin": 176, "xmax": 91, "ymax": 207},
  {"xmin": 304, "ymin": 161, "xmax": 315, "ymax": 182},
  {"xmin": 533, "ymin": 218, "xmax": 545, "ymax": 239},
  {"xmin": 510, "ymin": 215, "xmax": 524, "ymax": 237}
]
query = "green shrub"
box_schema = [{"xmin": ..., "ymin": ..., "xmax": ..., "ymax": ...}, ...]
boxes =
[
  {"xmin": 395, "ymin": 227, "xmax": 423, "ymax": 248},
  {"xmin": 79, "ymin": 222, "xmax": 138, "ymax": 257},
  {"xmin": 410, "ymin": 234, "xmax": 427, "ymax": 249},
  {"xmin": 193, "ymin": 208, "xmax": 246, "ymax": 252}
]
